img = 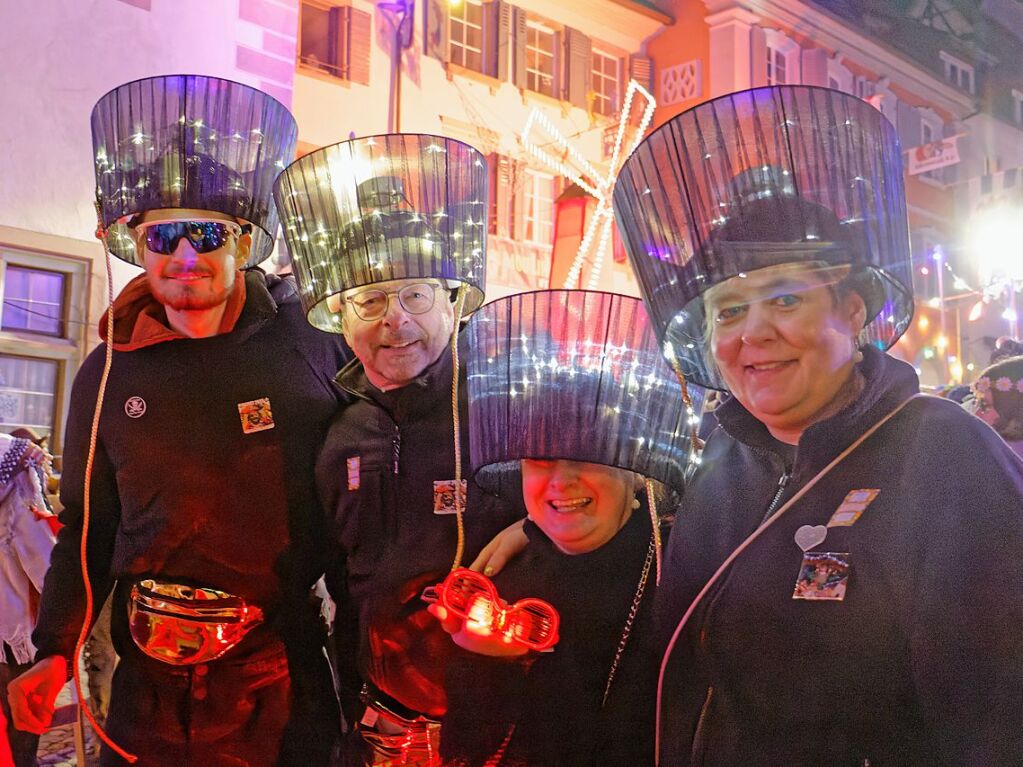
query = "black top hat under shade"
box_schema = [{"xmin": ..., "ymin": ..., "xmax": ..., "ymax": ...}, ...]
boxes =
[
  {"xmin": 467, "ymin": 290, "xmax": 701, "ymax": 500},
  {"xmin": 273, "ymin": 134, "xmax": 488, "ymax": 332},
  {"xmin": 92, "ymin": 75, "xmax": 298, "ymax": 267},
  {"xmin": 612, "ymin": 85, "xmax": 914, "ymax": 390}
]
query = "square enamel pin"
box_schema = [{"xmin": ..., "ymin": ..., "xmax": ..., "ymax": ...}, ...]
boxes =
[
  {"xmin": 827, "ymin": 488, "xmax": 880, "ymax": 527},
  {"xmin": 433, "ymin": 479, "xmax": 467, "ymax": 515},
  {"xmin": 792, "ymin": 552, "xmax": 851, "ymax": 601},
  {"xmin": 238, "ymin": 397, "xmax": 275, "ymax": 434}
]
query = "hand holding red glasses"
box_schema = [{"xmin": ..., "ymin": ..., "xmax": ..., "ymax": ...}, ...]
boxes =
[{"xmin": 423, "ymin": 569, "xmax": 560, "ymax": 657}]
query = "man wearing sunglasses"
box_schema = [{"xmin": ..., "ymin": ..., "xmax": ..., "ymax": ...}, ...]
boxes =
[{"xmin": 8, "ymin": 77, "xmax": 347, "ymax": 767}]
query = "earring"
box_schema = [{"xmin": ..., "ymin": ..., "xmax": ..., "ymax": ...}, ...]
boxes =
[
  {"xmin": 853, "ymin": 348, "xmax": 864, "ymax": 364},
  {"xmin": 631, "ymin": 497, "xmax": 641, "ymax": 510}
]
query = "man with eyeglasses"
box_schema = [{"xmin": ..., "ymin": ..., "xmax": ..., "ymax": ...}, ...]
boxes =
[
  {"xmin": 7, "ymin": 76, "xmax": 347, "ymax": 766},
  {"xmin": 275, "ymin": 137, "xmax": 523, "ymax": 766},
  {"xmin": 337, "ymin": 281, "xmax": 454, "ymax": 393}
]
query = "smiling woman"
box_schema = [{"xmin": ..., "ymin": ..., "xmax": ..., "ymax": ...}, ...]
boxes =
[
  {"xmin": 613, "ymin": 84, "xmax": 1023, "ymax": 766},
  {"xmin": 433, "ymin": 289, "xmax": 699, "ymax": 766},
  {"xmin": 520, "ymin": 458, "xmax": 636, "ymax": 555},
  {"xmin": 702, "ymin": 262, "xmax": 866, "ymax": 445}
]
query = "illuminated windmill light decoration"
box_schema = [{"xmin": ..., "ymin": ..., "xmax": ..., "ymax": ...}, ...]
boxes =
[{"xmin": 521, "ymin": 79, "xmax": 656, "ymax": 290}]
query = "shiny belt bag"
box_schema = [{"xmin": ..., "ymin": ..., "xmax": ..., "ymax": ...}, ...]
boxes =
[{"xmin": 128, "ymin": 579, "xmax": 264, "ymax": 665}]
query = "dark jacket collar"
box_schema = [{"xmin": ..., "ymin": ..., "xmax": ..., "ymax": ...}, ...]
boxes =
[
  {"xmin": 714, "ymin": 347, "xmax": 920, "ymax": 476},
  {"xmin": 335, "ymin": 333, "xmax": 461, "ymax": 418}
]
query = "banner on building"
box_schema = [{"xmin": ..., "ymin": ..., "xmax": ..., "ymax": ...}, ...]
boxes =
[{"xmin": 907, "ymin": 136, "xmax": 961, "ymax": 176}]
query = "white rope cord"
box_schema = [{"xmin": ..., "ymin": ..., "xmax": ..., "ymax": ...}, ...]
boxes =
[{"xmin": 75, "ymin": 213, "xmax": 138, "ymax": 762}]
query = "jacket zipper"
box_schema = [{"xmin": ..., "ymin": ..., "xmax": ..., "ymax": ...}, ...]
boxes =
[
  {"xmin": 391, "ymin": 426, "xmax": 401, "ymax": 475},
  {"xmin": 760, "ymin": 471, "xmax": 790, "ymax": 523},
  {"xmin": 690, "ymin": 469, "xmax": 789, "ymax": 763}
]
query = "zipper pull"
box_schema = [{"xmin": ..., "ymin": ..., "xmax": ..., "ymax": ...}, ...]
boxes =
[{"xmin": 392, "ymin": 429, "xmax": 401, "ymax": 475}]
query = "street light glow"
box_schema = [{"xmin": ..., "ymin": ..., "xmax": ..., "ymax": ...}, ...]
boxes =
[{"xmin": 969, "ymin": 205, "xmax": 1023, "ymax": 285}]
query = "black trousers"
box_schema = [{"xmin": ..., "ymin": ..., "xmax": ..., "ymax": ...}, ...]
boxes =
[{"xmin": 100, "ymin": 642, "xmax": 292, "ymax": 767}]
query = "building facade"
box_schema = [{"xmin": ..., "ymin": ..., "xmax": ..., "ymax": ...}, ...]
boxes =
[{"xmin": 288, "ymin": 0, "xmax": 670, "ymax": 298}]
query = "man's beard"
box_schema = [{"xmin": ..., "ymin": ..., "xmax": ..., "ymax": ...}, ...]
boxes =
[{"xmin": 151, "ymin": 277, "xmax": 232, "ymax": 311}]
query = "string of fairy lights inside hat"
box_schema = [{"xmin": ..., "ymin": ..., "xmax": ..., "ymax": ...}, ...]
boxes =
[{"xmin": 280, "ymin": 138, "xmax": 488, "ymax": 329}]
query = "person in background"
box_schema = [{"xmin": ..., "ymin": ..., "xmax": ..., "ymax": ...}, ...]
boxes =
[
  {"xmin": 613, "ymin": 84, "xmax": 1023, "ymax": 766},
  {"xmin": 966, "ymin": 354, "xmax": 1023, "ymax": 458},
  {"xmin": 1, "ymin": 432, "xmax": 56, "ymax": 766},
  {"xmin": 7, "ymin": 75, "xmax": 348, "ymax": 766},
  {"xmin": 435, "ymin": 289, "xmax": 698, "ymax": 766}
]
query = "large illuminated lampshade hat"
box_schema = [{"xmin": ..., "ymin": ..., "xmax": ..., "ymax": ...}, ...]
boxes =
[
  {"xmin": 612, "ymin": 85, "xmax": 915, "ymax": 391},
  {"xmin": 92, "ymin": 74, "xmax": 298, "ymax": 267},
  {"xmin": 272, "ymin": 133, "xmax": 488, "ymax": 332},
  {"xmin": 466, "ymin": 289, "xmax": 704, "ymax": 577}
]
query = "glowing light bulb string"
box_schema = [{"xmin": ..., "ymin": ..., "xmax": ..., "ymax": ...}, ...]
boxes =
[
  {"xmin": 521, "ymin": 79, "xmax": 656, "ymax": 291},
  {"xmin": 83, "ymin": 205, "xmax": 138, "ymax": 763}
]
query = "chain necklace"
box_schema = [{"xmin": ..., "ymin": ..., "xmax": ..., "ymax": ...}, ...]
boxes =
[{"xmin": 602, "ymin": 530, "xmax": 656, "ymax": 707}]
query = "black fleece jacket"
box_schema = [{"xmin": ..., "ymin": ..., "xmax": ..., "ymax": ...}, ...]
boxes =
[{"xmin": 316, "ymin": 338, "xmax": 524, "ymax": 719}]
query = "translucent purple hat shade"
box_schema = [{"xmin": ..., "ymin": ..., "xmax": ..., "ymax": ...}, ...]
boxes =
[
  {"xmin": 613, "ymin": 85, "xmax": 914, "ymax": 390},
  {"xmin": 467, "ymin": 290, "xmax": 703, "ymax": 499},
  {"xmin": 92, "ymin": 74, "xmax": 298, "ymax": 267},
  {"xmin": 273, "ymin": 134, "xmax": 488, "ymax": 332}
]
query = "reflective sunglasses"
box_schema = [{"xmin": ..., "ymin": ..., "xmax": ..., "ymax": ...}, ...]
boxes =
[
  {"xmin": 138, "ymin": 220, "xmax": 242, "ymax": 255},
  {"xmin": 344, "ymin": 282, "xmax": 445, "ymax": 321}
]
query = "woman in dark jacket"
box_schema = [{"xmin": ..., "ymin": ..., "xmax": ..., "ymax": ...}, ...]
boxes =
[
  {"xmin": 613, "ymin": 84, "xmax": 1023, "ymax": 766},
  {"xmin": 434, "ymin": 289, "xmax": 701, "ymax": 766}
]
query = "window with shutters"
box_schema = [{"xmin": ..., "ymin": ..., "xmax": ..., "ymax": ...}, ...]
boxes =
[
  {"xmin": 298, "ymin": 1, "xmax": 371, "ymax": 84},
  {"xmin": 522, "ymin": 168, "xmax": 555, "ymax": 246},
  {"xmin": 525, "ymin": 19, "xmax": 557, "ymax": 97},
  {"xmin": 591, "ymin": 49, "xmax": 620, "ymax": 117},
  {"xmin": 449, "ymin": 0, "xmax": 484, "ymax": 73},
  {"xmin": 939, "ymin": 51, "xmax": 974, "ymax": 95},
  {"xmin": 855, "ymin": 76, "xmax": 873, "ymax": 99},
  {"xmin": 827, "ymin": 57, "xmax": 852, "ymax": 93},
  {"xmin": 767, "ymin": 47, "xmax": 786, "ymax": 84},
  {"xmin": 763, "ymin": 29, "xmax": 799, "ymax": 86}
]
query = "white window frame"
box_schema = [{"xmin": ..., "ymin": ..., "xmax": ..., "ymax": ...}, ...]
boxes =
[
  {"xmin": 827, "ymin": 56, "xmax": 853, "ymax": 93},
  {"xmin": 522, "ymin": 168, "xmax": 556, "ymax": 247},
  {"xmin": 854, "ymin": 75, "xmax": 874, "ymax": 100},
  {"xmin": 591, "ymin": 48, "xmax": 620, "ymax": 117},
  {"xmin": 1, "ymin": 264, "xmax": 67, "ymax": 337},
  {"xmin": 525, "ymin": 19, "xmax": 557, "ymax": 97},
  {"xmin": 764, "ymin": 29, "xmax": 799, "ymax": 86},
  {"xmin": 448, "ymin": 0, "xmax": 484, "ymax": 73},
  {"xmin": 940, "ymin": 51, "xmax": 974, "ymax": 95},
  {"xmin": 917, "ymin": 108, "xmax": 945, "ymax": 186},
  {"xmin": 0, "ymin": 245, "xmax": 90, "ymax": 448}
]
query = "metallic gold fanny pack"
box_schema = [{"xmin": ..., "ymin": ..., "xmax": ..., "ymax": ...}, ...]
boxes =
[{"xmin": 128, "ymin": 579, "xmax": 264, "ymax": 666}]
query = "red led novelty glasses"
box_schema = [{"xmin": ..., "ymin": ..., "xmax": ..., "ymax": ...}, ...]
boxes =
[{"xmin": 423, "ymin": 568, "xmax": 560, "ymax": 652}]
